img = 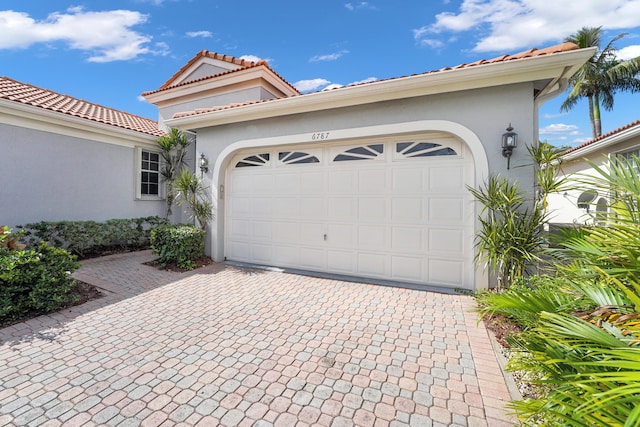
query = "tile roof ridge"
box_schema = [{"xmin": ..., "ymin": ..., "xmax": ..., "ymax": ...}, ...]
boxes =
[
  {"xmin": 157, "ymin": 50, "xmax": 263, "ymax": 90},
  {"xmin": 563, "ymin": 118, "xmax": 640, "ymax": 155},
  {"xmin": 143, "ymin": 59, "xmax": 301, "ymax": 97},
  {"xmin": 0, "ymin": 76, "xmax": 164, "ymax": 137}
]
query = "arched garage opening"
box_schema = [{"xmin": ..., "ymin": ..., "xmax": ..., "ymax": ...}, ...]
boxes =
[{"xmin": 212, "ymin": 120, "xmax": 489, "ymax": 290}]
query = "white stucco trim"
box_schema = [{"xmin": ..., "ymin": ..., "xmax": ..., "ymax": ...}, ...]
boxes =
[
  {"xmin": 209, "ymin": 119, "xmax": 489, "ymax": 289},
  {"xmin": 0, "ymin": 99, "xmax": 159, "ymax": 149}
]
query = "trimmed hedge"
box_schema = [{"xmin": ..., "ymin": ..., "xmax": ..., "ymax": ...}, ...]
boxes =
[
  {"xmin": 150, "ymin": 224, "xmax": 205, "ymax": 270},
  {"xmin": 1, "ymin": 242, "xmax": 80, "ymax": 323},
  {"xmin": 19, "ymin": 216, "xmax": 168, "ymax": 258}
]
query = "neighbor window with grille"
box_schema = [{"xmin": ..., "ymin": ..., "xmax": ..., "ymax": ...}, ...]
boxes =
[{"xmin": 617, "ymin": 149, "xmax": 640, "ymax": 177}]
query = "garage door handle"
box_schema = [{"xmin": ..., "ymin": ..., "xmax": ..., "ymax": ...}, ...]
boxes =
[{"xmin": 324, "ymin": 234, "xmax": 327, "ymax": 241}]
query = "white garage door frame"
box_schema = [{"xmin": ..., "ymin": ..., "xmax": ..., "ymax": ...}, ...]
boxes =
[{"xmin": 210, "ymin": 120, "xmax": 489, "ymax": 290}]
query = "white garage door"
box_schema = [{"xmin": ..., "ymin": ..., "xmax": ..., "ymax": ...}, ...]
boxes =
[{"xmin": 226, "ymin": 134, "xmax": 476, "ymax": 289}]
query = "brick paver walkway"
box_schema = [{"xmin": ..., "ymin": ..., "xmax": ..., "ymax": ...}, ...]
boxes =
[{"xmin": 0, "ymin": 250, "xmax": 516, "ymax": 426}]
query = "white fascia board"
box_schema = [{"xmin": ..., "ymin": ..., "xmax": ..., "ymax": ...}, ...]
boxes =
[
  {"xmin": 0, "ymin": 99, "xmax": 158, "ymax": 149},
  {"xmin": 166, "ymin": 48, "xmax": 595, "ymax": 130},
  {"xmin": 144, "ymin": 66, "xmax": 294, "ymax": 105},
  {"xmin": 563, "ymin": 123, "xmax": 640, "ymax": 161}
]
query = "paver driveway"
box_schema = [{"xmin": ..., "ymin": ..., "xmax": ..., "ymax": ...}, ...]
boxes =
[{"xmin": 0, "ymin": 251, "xmax": 515, "ymax": 426}]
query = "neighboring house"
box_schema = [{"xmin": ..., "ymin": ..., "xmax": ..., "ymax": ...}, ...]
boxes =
[
  {"xmin": 142, "ymin": 42, "xmax": 594, "ymax": 291},
  {"xmin": 547, "ymin": 119, "xmax": 640, "ymax": 225},
  {"xmin": 0, "ymin": 76, "xmax": 167, "ymax": 229}
]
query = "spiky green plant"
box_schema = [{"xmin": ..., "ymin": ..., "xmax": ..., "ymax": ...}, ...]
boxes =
[
  {"xmin": 469, "ymin": 175, "xmax": 546, "ymax": 289},
  {"xmin": 174, "ymin": 169, "xmax": 213, "ymax": 230},
  {"xmin": 157, "ymin": 128, "xmax": 191, "ymax": 218}
]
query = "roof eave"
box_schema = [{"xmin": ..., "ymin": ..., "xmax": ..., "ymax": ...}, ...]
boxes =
[
  {"xmin": 0, "ymin": 98, "xmax": 160, "ymax": 147},
  {"xmin": 166, "ymin": 47, "xmax": 595, "ymax": 130},
  {"xmin": 563, "ymin": 122, "xmax": 640, "ymax": 161}
]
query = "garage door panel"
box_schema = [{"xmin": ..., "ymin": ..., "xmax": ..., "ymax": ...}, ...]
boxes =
[
  {"xmin": 274, "ymin": 173, "xmax": 300, "ymax": 193},
  {"xmin": 328, "ymin": 170, "xmax": 356, "ymax": 193},
  {"xmin": 429, "ymin": 228, "xmax": 464, "ymax": 253},
  {"xmin": 428, "ymin": 166, "xmax": 466, "ymax": 191},
  {"xmin": 428, "ymin": 198, "xmax": 463, "ymax": 222},
  {"xmin": 299, "ymin": 197, "xmax": 325, "ymax": 219},
  {"xmin": 273, "ymin": 197, "xmax": 300, "ymax": 218},
  {"xmin": 358, "ymin": 198, "xmax": 386, "ymax": 220},
  {"xmin": 250, "ymin": 244, "xmax": 272, "ymax": 263},
  {"xmin": 392, "ymin": 198, "xmax": 424, "ymax": 221},
  {"xmin": 357, "ymin": 253, "xmax": 386, "ymax": 276},
  {"xmin": 273, "ymin": 222, "xmax": 299, "ymax": 243},
  {"xmin": 391, "ymin": 227, "xmax": 423, "ymax": 251},
  {"xmin": 358, "ymin": 169, "xmax": 386, "ymax": 193},
  {"xmin": 228, "ymin": 241, "xmax": 250, "ymax": 261},
  {"xmin": 251, "ymin": 221, "xmax": 272, "ymax": 241},
  {"xmin": 392, "ymin": 168, "xmax": 424, "ymax": 193},
  {"xmin": 300, "ymin": 172, "xmax": 324, "ymax": 193},
  {"xmin": 328, "ymin": 197, "xmax": 356, "ymax": 220},
  {"xmin": 327, "ymin": 224, "xmax": 354, "ymax": 247},
  {"xmin": 328, "ymin": 250, "xmax": 355, "ymax": 273},
  {"xmin": 299, "ymin": 248, "xmax": 326, "ymax": 270},
  {"xmin": 252, "ymin": 198, "xmax": 273, "ymax": 218},
  {"xmin": 299, "ymin": 223, "xmax": 324, "ymax": 244},
  {"xmin": 428, "ymin": 259, "xmax": 464, "ymax": 285},
  {"xmin": 229, "ymin": 219, "xmax": 250, "ymax": 239},
  {"xmin": 273, "ymin": 245, "xmax": 300, "ymax": 265},
  {"xmin": 358, "ymin": 225, "xmax": 386, "ymax": 247},
  {"xmin": 391, "ymin": 256, "xmax": 423, "ymax": 281}
]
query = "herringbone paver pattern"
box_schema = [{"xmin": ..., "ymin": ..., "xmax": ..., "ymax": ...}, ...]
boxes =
[{"xmin": 0, "ymin": 251, "xmax": 515, "ymax": 426}]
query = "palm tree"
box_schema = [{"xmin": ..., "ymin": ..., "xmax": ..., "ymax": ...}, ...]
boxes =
[
  {"xmin": 157, "ymin": 128, "xmax": 190, "ymax": 218},
  {"xmin": 561, "ymin": 26, "xmax": 640, "ymax": 138}
]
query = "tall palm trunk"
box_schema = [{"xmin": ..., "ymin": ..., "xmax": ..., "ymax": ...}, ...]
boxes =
[
  {"xmin": 587, "ymin": 95, "xmax": 597, "ymax": 139},
  {"xmin": 592, "ymin": 93, "xmax": 602, "ymax": 137}
]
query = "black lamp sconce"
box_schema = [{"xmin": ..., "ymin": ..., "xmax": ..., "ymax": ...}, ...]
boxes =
[
  {"xmin": 199, "ymin": 153, "xmax": 209, "ymax": 177},
  {"xmin": 501, "ymin": 124, "xmax": 518, "ymax": 170}
]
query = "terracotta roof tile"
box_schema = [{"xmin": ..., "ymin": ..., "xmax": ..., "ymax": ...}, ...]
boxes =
[
  {"xmin": 0, "ymin": 76, "xmax": 164, "ymax": 137},
  {"xmin": 563, "ymin": 119, "xmax": 640, "ymax": 155},
  {"xmin": 169, "ymin": 42, "xmax": 581, "ymax": 120},
  {"xmin": 143, "ymin": 51, "xmax": 301, "ymax": 97}
]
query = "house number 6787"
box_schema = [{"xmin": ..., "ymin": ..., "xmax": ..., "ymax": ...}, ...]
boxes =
[{"xmin": 311, "ymin": 132, "xmax": 330, "ymax": 141}]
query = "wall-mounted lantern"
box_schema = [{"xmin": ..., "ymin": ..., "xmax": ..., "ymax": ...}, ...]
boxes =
[
  {"xmin": 501, "ymin": 124, "xmax": 518, "ymax": 170},
  {"xmin": 199, "ymin": 153, "xmax": 209, "ymax": 177}
]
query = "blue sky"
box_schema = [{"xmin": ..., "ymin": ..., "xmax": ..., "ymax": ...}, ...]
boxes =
[{"xmin": 1, "ymin": 0, "xmax": 639, "ymax": 147}]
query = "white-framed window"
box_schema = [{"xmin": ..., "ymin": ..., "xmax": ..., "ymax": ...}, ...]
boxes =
[{"xmin": 136, "ymin": 147, "xmax": 162, "ymax": 199}]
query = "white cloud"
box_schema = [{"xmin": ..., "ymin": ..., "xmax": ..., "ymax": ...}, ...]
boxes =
[
  {"xmin": 345, "ymin": 2, "xmax": 378, "ymax": 11},
  {"xmin": 239, "ymin": 54, "xmax": 270, "ymax": 64},
  {"xmin": 186, "ymin": 31, "xmax": 212, "ymax": 38},
  {"xmin": 540, "ymin": 123, "xmax": 580, "ymax": 135},
  {"xmin": 323, "ymin": 84, "xmax": 344, "ymax": 91},
  {"xmin": 0, "ymin": 8, "xmax": 162, "ymax": 62},
  {"xmin": 542, "ymin": 112, "xmax": 569, "ymax": 119},
  {"xmin": 414, "ymin": 0, "xmax": 640, "ymax": 52},
  {"xmin": 351, "ymin": 77, "xmax": 378, "ymax": 85},
  {"xmin": 294, "ymin": 78, "xmax": 331, "ymax": 92},
  {"xmin": 618, "ymin": 45, "xmax": 640, "ymax": 60},
  {"xmin": 309, "ymin": 50, "xmax": 349, "ymax": 62}
]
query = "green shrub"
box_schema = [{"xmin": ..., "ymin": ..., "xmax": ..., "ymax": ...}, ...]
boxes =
[
  {"xmin": 1, "ymin": 242, "xmax": 80, "ymax": 322},
  {"xmin": 150, "ymin": 224, "xmax": 205, "ymax": 270},
  {"xmin": 19, "ymin": 216, "xmax": 168, "ymax": 258}
]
